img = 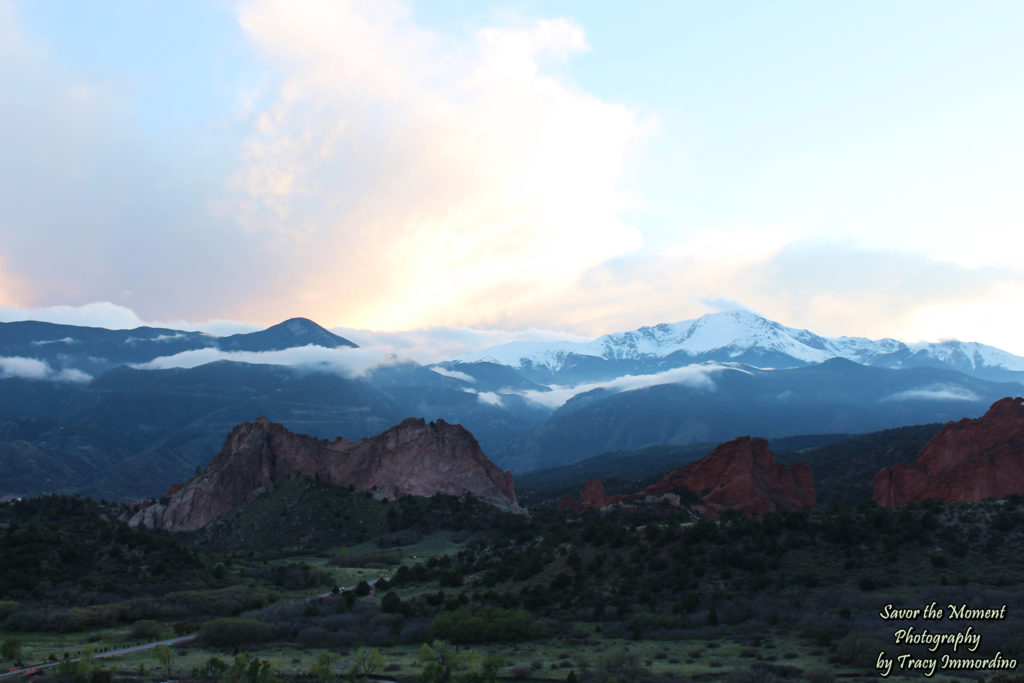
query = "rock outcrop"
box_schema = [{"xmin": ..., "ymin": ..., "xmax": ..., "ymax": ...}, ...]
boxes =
[
  {"xmin": 559, "ymin": 479, "xmax": 614, "ymax": 514},
  {"xmin": 874, "ymin": 396, "xmax": 1024, "ymax": 506},
  {"xmin": 579, "ymin": 479, "xmax": 612, "ymax": 508},
  {"xmin": 130, "ymin": 417, "xmax": 524, "ymax": 531},
  {"xmin": 565, "ymin": 436, "xmax": 815, "ymax": 518},
  {"xmin": 647, "ymin": 436, "xmax": 814, "ymax": 517}
]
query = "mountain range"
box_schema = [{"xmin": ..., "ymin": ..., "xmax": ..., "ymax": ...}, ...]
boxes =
[
  {"xmin": 1, "ymin": 309, "xmax": 1022, "ymax": 499},
  {"xmin": 450, "ymin": 309, "xmax": 1024, "ymax": 384},
  {"xmin": 0, "ymin": 317, "xmax": 356, "ymax": 379}
]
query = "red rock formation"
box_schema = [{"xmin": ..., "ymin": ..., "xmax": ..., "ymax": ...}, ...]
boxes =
[
  {"xmin": 579, "ymin": 479, "xmax": 612, "ymax": 508},
  {"xmin": 559, "ymin": 479, "xmax": 615, "ymax": 514},
  {"xmin": 648, "ymin": 436, "xmax": 814, "ymax": 517},
  {"xmin": 565, "ymin": 436, "xmax": 814, "ymax": 518},
  {"xmin": 130, "ymin": 417, "xmax": 524, "ymax": 531},
  {"xmin": 874, "ymin": 397, "xmax": 1024, "ymax": 506}
]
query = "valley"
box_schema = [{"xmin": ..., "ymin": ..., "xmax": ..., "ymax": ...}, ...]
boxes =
[
  {"xmin": 2, "ymin": 312, "xmax": 1022, "ymax": 501},
  {"xmin": 2, "ymin": 488, "xmax": 1022, "ymax": 681}
]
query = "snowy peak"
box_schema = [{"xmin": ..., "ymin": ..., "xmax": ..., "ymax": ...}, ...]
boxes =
[
  {"xmin": 597, "ymin": 310, "xmax": 830, "ymax": 362},
  {"xmin": 906, "ymin": 340, "xmax": 1024, "ymax": 372},
  {"xmin": 450, "ymin": 310, "xmax": 1024, "ymax": 382}
]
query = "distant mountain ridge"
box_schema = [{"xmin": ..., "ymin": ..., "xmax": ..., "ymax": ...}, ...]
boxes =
[
  {"xmin": 451, "ymin": 309, "xmax": 1024, "ymax": 384},
  {"xmin": 216, "ymin": 317, "xmax": 357, "ymax": 352},
  {"xmin": 0, "ymin": 316, "xmax": 356, "ymax": 378},
  {"xmin": 492, "ymin": 359, "xmax": 1022, "ymax": 472},
  {"xmin": 2, "ymin": 310, "xmax": 1024, "ymax": 499}
]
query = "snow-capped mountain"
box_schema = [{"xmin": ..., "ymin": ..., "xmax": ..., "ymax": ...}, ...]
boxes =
[
  {"xmin": 450, "ymin": 310, "xmax": 1024, "ymax": 383},
  {"xmin": 900, "ymin": 340, "xmax": 1024, "ymax": 374}
]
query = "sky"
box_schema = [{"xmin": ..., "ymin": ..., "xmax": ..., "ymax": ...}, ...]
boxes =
[{"xmin": 1, "ymin": 0, "xmax": 1023, "ymax": 354}]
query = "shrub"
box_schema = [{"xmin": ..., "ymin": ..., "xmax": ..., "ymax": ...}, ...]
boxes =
[
  {"xmin": 173, "ymin": 620, "xmax": 199, "ymax": 635},
  {"xmin": 130, "ymin": 619, "xmax": 162, "ymax": 641},
  {"xmin": 381, "ymin": 591, "xmax": 404, "ymax": 614},
  {"xmin": 1, "ymin": 637, "xmax": 22, "ymax": 661},
  {"xmin": 834, "ymin": 632, "xmax": 888, "ymax": 669}
]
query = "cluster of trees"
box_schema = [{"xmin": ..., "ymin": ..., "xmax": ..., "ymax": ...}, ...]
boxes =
[
  {"xmin": 0, "ymin": 495, "xmax": 222, "ymax": 603},
  {"xmin": 377, "ymin": 497, "xmax": 1024, "ymax": 645},
  {"xmin": 383, "ymin": 493, "xmax": 532, "ymax": 536}
]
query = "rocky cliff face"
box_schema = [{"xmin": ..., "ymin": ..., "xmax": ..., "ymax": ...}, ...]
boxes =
[
  {"xmin": 647, "ymin": 436, "xmax": 814, "ymax": 517},
  {"xmin": 130, "ymin": 417, "xmax": 524, "ymax": 531},
  {"xmin": 558, "ymin": 479, "xmax": 613, "ymax": 514},
  {"xmin": 874, "ymin": 397, "xmax": 1024, "ymax": 506},
  {"xmin": 565, "ymin": 436, "xmax": 815, "ymax": 517}
]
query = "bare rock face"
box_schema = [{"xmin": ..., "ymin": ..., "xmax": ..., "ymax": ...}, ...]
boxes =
[
  {"xmin": 579, "ymin": 479, "xmax": 612, "ymax": 508},
  {"xmin": 646, "ymin": 436, "xmax": 815, "ymax": 517},
  {"xmin": 566, "ymin": 436, "xmax": 814, "ymax": 518},
  {"xmin": 130, "ymin": 417, "xmax": 524, "ymax": 531},
  {"xmin": 874, "ymin": 397, "xmax": 1024, "ymax": 506},
  {"xmin": 559, "ymin": 479, "xmax": 614, "ymax": 514}
]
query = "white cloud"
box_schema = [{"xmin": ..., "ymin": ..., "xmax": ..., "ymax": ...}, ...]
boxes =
[
  {"xmin": 228, "ymin": 0, "xmax": 649, "ymax": 330},
  {"xmin": 430, "ymin": 367, "xmax": 475, "ymax": 383},
  {"xmin": 149, "ymin": 319, "xmax": 263, "ymax": 336},
  {"xmin": 0, "ymin": 302, "xmax": 145, "ymax": 329},
  {"xmin": 31, "ymin": 337, "xmax": 76, "ymax": 346},
  {"xmin": 696, "ymin": 297, "xmax": 760, "ymax": 316},
  {"xmin": 0, "ymin": 356, "xmax": 91, "ymax": 382},
  {"xmin": 514, "ymin": 363, "xmax": 735, "ymax": 409},
  {"xmin": 56, "ymin": 367, "xmax": 92, "ymax": 383},
  {"xmin": 464, "ymin": 389, "xmax": 504, "ymax": 407},
  {"xmin": 1, "ymin": 1, "xmax": 1021, "ymax": 363},
  {"xmin": 123, "ymin": 333, "xmax": 186, "ymax": 345},
  {"xmin": 132, "ymin": 343, "xmax": 399, "ymax": 377},
  {"xmin": 334, "ymin": 325, "xmax": 592, "ymax": 364},
  {"xmin": 521, "ymin": 239, "xmax": 1024, "ymax": 356},
  {"xmin": 0, "ymin": 356, "xmax": 50, "ymax": 380},
  {"xmin": 0, "ymin": 302, "xmax": 263, "ymax": 336},
  {"xmin": 880, "ymin": 384, "xmax": 982, "ymax": 403}
]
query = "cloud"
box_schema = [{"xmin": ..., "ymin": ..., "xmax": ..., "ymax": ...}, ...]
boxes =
[
  {"xmin": 0, "ymin": 4, "xmax": 265, "ymax": 321},
  {"xmin": 0, "ymin": 356, "xmax": 51, "ymax": 380},
  {"xmin": 227, "ymin": 0, "xmax": 649, "ymax": 330},
  {"xmin": 510, "ymin": 237, "xmax": 1024, "ymax": 354},
  {"xmin": 430, "ymin": 367, "xmax": 475, "ymax": 383},
  {"xmin": 149, "ymin": 319, "xmax": 263, "ymax": 336},
  {"xmin": 515, "ymin": 363, "xmax": 734, "ymax": 409},
  {"xmin": 463, "ymin": 389, "xmax": 504, "ymax": 407},
  {"xmin": 0, "ymin": 302, "xmax": 263, "ymax": 336},
  {"xmin": 880, "ymin": 384, "xmax": 982, "ymax": 403},
  {"xmin": 335, "ymin": 325, "xmax": 592, "ymax": 364},
  {"xmin": 123, "ymin": 333, "xmax": 186, "ymax": 345},
  {"xmin": 0, "ymin": 356, "xmax": 91, "ymax": 382},
  {"xmin": 696, "ymin": 297, "xmax": 760, "ymax": 315},
  {"xmin": 0, "ymin": 302, "xmax": 145, "ymax": 329},
  {"xmin": 30, "ymin": 336, "xmax": 76, "ymax": 346},
  {"xmin": 132, "ymin": 343, "xmax": 399, "ymax": 377},
  {"xmin": 4, "ymin": 0, "xmax": 1020, "ymax": 359}
]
